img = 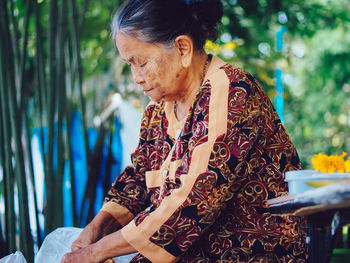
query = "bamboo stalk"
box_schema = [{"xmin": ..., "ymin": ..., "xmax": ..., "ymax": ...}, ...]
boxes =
[
  {"xmin": 0, "ymin": 85, "xmax": 8, "ymax": 256},
  {"xmin": 33, "ymin": 0, "xmax": 47, "ymax": 173},
  {"xmin": 31, "ymin": 26, "xmax": 46, "ymax": 245},
  {"xmin": 19, "ymin": 0, "xmax": 32, "ymax": 112},
  {"xmin": 45, "ymin": 0, "xmax": 59, "ymax": 235},
  {"xmin": 0, "ymin": 30, "xmax": 16, "ymax": 254},
  {"xmin": 55, "ymin": 0, "xmax": 69, "ymax": 228},
  {"xmin": 65, "ymin": 42, "xmax": 78, "ymax": 226},
  {"xmin": 0, "ymin": 1, "xmax": 34, "ymax": 260},
  {"xmin": 31, "ymin": 56, "xmax": 45, "ymax": 244},
  {"xmin": 31, "ymin": 0, "xmax": 47, "ymax": 243},
  {"xmin": 0, "ymin": 2, "xmax": 15, "ymax": 254},
  {"xmin": 69, "ymin": 0, "xmax": 90, "ymax": 178},
  {"xmin": 23, "ymin": 111, "xmax": 42, "ymax": 246},
  {"xmin": 33, "ymin": 0, "xmax": 47, "ymax": 105},
  {"xmin": 9, "ymin": 0, "xmax": 21, "ymax": 76}
]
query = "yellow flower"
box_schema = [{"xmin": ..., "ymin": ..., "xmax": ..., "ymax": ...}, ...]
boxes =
[
  {"xmin": 312, "ymin": 153, "xmax": 329, "ymax": 173},
  {"xmin": 312, "ymin": 152, "xmax": 348, "ymax": 173}
]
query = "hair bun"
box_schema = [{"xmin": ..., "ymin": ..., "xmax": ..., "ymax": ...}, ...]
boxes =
[{"xmin": 185, "ymin": 0, "xmax": 223, "ymax": 48}]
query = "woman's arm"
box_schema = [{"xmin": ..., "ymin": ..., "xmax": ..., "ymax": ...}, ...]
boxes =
[
  {"xmin": 94, "ymin": 230, "xmax": 137, "ymax": 260},
  {"xmin": 71, "ymin": 211, "xmax": 120, "ymax": 251}
]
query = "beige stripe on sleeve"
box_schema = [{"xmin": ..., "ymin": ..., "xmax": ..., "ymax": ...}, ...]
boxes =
[
  {"xmin": 145, "ymin": 170, "xmax": 162, "ymax": 188},
  {"xmin": 100, "ymin": 202, "xmax": 134, "ymax": 226},
  {"xmin": 122, "ymin": 220, "xmax": 179, "ymax": 263}
]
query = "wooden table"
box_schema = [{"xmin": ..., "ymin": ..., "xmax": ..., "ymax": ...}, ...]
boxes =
[{"xmin": 267, "ymin": 181, "xmax": 350, "ymax": 263}]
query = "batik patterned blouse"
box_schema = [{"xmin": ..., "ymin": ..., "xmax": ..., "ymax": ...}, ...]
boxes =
[{"xmin": 101, "ymin": 56, "xmax": 307, "ymax": 262}]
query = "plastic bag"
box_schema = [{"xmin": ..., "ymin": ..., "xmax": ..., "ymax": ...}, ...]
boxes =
[
  {"xmin": 35, "ymin": 227, "xmax": 82, "ymax": 263},
  {"xmin": 35, "ymin": 227, "xmax": 136, "ymax": 263},
  {"xmin": 0, "ymin": 251, "xmax": 27, "ymax": 263},
  {"xmin": 1, "ymin": 228, "xmax": 136, "ymax": 263}
]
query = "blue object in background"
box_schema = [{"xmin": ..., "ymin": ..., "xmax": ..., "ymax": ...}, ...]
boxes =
[
  {"xmin": 275, "ymin": 26, "xmax": 288, "ymax": 123},
  {"xmin": 275, "ymin": 68, "xmax": 284, "ymax": 124},
  {"xmin": 275, "ymin": 26, "xmax": 287, "ymax": 52},
  {"xmin": 70, "ymin": 111, "xmax": 88, "ymax": 224},
  {"xmin": 63, "ymin": 160, "xmax": 73, "ymax": 226},
  {"xmin": 110, "ymin": 118, "xmax": 123, "ymax": 186}
]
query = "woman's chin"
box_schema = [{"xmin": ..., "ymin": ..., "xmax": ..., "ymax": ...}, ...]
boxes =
[
  {"xmin": 149, "ymin": 98, "xmax": 162, "ymax": 103},
  {"xmin": 145, "ymin": 92, "xmax": 163, "ymax": 102},
  {"xmin": 146, "ymin": 94, "xmax": 161, "ymax": 102}
]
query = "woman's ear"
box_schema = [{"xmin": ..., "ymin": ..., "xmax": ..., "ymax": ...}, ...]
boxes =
[{"xmin": 174, "ymin": 35, "xmax": 194, "ymax": 68}]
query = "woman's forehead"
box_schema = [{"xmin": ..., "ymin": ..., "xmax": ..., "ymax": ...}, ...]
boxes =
[
  {"xmin": 116, "ymin": 33, "xmax": 148, "ymax": 59},
  {"xmin": 116, "ymin": 32, "xmax": 173, "ymax": 61}
]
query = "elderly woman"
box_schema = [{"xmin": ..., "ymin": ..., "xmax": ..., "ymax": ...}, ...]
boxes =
[{"xmin": 62, "ymin": 0, "xmax": 307, "ymax": 262}]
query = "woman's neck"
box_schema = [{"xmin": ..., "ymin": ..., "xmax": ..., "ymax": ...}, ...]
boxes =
[{"xmin": 174, "ymin": 52, "xmax": 209, "ymax": 121}]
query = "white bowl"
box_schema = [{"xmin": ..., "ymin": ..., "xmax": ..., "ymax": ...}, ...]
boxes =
[{"xmin": 285, "ymin": 170, "xmax": 350, "ymax": 194}]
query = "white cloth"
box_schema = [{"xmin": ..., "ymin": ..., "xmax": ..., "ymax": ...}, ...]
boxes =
[
  {"xmin": 0, "ymin": 251, "xmax": 26, "ymax": 263},
  {"xmin": 0, "ymin": 227, "xmax": 136, "ymax": 263},
  {"xmin": 35, "ymin": 227, "xmax": 83, "ymax": 262}
]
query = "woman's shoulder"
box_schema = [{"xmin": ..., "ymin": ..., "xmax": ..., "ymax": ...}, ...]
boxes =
[
  {"xmin": 221, "ymin": 64, "xmax": 259, "ymax": 89},
  {"xmin": 220, "ymin": 64, "xmax": 270, "ymax": 106},
  {"xmin": 205, "ymin": 57, "xmax": 262, "ymax": 100},
  {"xmin": 207, "ymin": 56, "xmax": 260, "ymax": 91},
  {"xmin": 203, "ymin": 57, "xmax": 273, "ymax": 119}
]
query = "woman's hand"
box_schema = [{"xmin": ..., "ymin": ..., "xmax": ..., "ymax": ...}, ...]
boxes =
[
  {"xmin": 61, "ymin": 244, "xmax": 98, "ymax": 263},
  {"xmin": 71, "ymin": 211, "xmax": 120, "ymax": 251},
  {"xmin": 63, "ymin": 229, "xmax": 136, "ymax": 263},
  {"xmin": 71, "ymin": 224, "xmax": 99, "ymax": 251}
]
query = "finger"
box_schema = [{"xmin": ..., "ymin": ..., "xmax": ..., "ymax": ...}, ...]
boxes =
[
  {"xmin": 71, "ymin": 242, "xmax": 82, "ymax": 251},
  {"xmin": 71, "ymin": 246, "xmax": 78, "ymax": 252},
  {"xmin": 60, "ymin": 254, "xmax": 69, "ymax": 263},
  {"xmin": 71, "ymin": 244, "xmax": 81, "ymax": 251}
]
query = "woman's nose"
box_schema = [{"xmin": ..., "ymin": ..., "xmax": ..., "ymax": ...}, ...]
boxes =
[{"xmin": 131, "ymin": 68, "xmax": 144, "ymax": 84}]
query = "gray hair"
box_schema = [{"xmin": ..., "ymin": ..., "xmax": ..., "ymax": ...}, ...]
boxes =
[{"xmin": 111, "ymin": 0, "xmax": 223, "ymax": 50}]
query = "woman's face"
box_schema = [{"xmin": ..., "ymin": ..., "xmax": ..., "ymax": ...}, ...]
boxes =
[{"xmin": 115, "ymin": 32, "xmax": 186, "ymax": 102}]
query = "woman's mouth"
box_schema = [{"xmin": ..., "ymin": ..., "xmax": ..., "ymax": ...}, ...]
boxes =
[{"xmin": 143, "ymin": 88, "xmax": 153, "ymax": 95}]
